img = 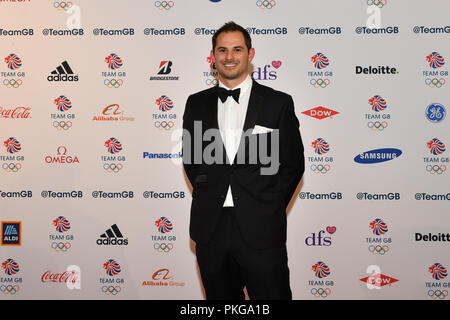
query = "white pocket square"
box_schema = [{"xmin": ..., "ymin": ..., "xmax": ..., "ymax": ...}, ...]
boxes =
[{"xmin": 252, "ymin": 125, "xmax": 274, "ymax": 134}]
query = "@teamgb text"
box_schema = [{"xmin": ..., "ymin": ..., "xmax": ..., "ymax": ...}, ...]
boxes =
[{"xmin": 181, "ymin": 123, "xmax": 280, "ymax": 175}]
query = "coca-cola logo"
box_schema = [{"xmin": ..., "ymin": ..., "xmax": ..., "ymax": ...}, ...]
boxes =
[
  {"xmin": 41, "ymin": 270, "xmax": 79, "ymax": 284},
  {"xmin": 0, "ymin": 106, "xmax": 31, "ymax": 119}
]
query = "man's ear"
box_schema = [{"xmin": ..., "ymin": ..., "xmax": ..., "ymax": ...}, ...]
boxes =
[
  {"xmin": 210, "ymin": 50, "xmax": 215, "ymax": 63},
  {"xmin": 248, "ymin": 48, "xmax": 255, "ymax": 62}
]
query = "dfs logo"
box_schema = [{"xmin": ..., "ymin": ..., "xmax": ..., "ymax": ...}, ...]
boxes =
[{"xmin": 251, "ymin": 60, "xmax": 282, "ymax": 81}]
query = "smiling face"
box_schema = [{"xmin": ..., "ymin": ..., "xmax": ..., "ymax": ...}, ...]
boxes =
[{"xmin": 212, "ymin": 31, "xmax": 255, "ymax": 89}]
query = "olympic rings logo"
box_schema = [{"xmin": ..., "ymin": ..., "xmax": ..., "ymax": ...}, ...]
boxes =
[
  {"xmin": 51, "ymin": 242, "xmax": 71, "ymax": 252},
  {"xmin": 368, "ymin": 121, "xmax": 388, "ymax": 131},
  {"xmin": 53, "ymin": 1, "xmax": 72, "ymax": 11},
  {"xmin": 103, "ymin": 163, "xmax": 123, "ymax": 173},
  {"xmin": 310, "ymin": 288, "xmax": 331, "ymax": 298},
  {"xmin": 155, "ymin": 1, "xmax": 174, "ymax": 10},
  {"xmin": 367, "ymin": 0, "xmax": 387, "ymax": 8},
  {"xmin": 368, "ymin": 245, "xmax": 389, "ymax": 255},
  {"xmin": 310, "ymin": 78, "xmax": 330, "ymax": 88},
  {"xmin": 0, "ymin": 285, "xmax": 20, "ymax": 295},
  {"xmin": 101, "ymin": 285, "xmax": 121, "ymax": 295},
  {"xmin": 104, "ymin": 79, "xmax": 123, "ymax": 88},
  {"xmin": 205, "ymin": 78, "xmax": 218, "ymax": 87},
  {"xmin": 310, "ymin": 164, "xmax": 331, "ymax": 174},
  {"xmin": 425, "ymin": 78, "xmax": 446, "ymax": 88},
  {"xmin": 426, "ymin": 164, "xmax": 447, "ymax": 175},
  {"xmin": 3, "ymin": 79, "xmax": 23, "ymax": 88},
  {"xmin": 2, "ymin": 163, "xmax": 22, "ymax": 173},
  {"xmin": 256, "ymin": 0, "xmax": 276, "ymax": 9},
  {"xmin": 154, "ymin": 242, "xmax": 174, "ymax": 253},
  {"xmin": 53, "ymin": 121, "xmax": 72, "ymax": 131},
  {"xmin": 154, "ymin": 121, "xmax": 175, "ymax": 130},
  {"xmin": 428, "ymin": 289, "xmax": 448, "ymax": 300}
]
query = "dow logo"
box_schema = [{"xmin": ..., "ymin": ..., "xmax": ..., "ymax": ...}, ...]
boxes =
[
  {"xmin": 47, "ymin": 61, "xmax": 79, "ymax": 82},
  {"xmin": 360, "ymin": 266, "xmax": 399, "ymax": 289},
  {"xmin": 302, "ymin": 106, "xmax": 339, "ymax": 120}
]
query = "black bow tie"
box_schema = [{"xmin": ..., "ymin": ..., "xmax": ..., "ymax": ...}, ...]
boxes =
[{"xmin": 218, "ymin": 87, "xmax": 241, "ymax": 103}]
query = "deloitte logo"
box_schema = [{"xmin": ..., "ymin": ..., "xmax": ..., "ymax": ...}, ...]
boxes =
[
  {"xmin": 355, "ymin": 65, "xmax": 398, "ymax": 75},
  {"xmin": 96, "ymin": 224, "xmax": 128, "ymax": 246},
  {"xmin": 47, "ymin": 61, "xmax": 79, "ymax": 82}
]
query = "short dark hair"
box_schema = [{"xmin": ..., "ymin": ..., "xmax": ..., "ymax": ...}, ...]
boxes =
[{"xmin": 212, "ymin": 21, "xmax": 252, "ymax": 52}]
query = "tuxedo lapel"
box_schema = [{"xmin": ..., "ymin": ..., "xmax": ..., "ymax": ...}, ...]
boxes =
[
  {"xmin": 205, "ymin": 85, "xmax": 229, "ymax": 164},
  {"xmin": 205, "ymin": 85, "xmax": 220, "ymax": 130},
  {"xmin": 242, "ymin": 80, "xmax": 263, "ymax": 132},
  {"xmin": 234, "ymin": 80, "xmax": 264, "ymax": 164}
]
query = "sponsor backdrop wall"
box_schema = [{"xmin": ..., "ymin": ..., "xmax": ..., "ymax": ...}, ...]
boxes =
[{"xmin": 0, "ymin": 0, "xmax": 449, "ymax": 300}]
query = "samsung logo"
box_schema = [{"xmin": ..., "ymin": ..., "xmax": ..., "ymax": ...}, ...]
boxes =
[{"xmin": 354, "ymin": 148, "xmax": 402, "ymax": 164}]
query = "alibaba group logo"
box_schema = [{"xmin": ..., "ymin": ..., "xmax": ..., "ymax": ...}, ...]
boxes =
[
  {"xmin": 102, "ymin": 104, "xmax": 122, "ymax": 116},
  {"xmin": 152, "ymin": 268, "xmax": 173, "ymax": 281}
]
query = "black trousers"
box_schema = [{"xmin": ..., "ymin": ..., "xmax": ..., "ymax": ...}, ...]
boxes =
[{"xmin": 195, "ymin": 207, "xmax": 292, "ymax": 300}]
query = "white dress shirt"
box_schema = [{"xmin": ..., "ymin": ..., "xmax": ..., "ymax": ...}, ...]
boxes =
[{"xmin": 217, "ymin": 75, "xmax": 253, "ymax": 207}]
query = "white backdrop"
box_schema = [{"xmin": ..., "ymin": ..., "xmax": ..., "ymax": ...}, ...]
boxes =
[{"xmin": 0, "ymin": 0, "xmax": 449, "ymax": 300}]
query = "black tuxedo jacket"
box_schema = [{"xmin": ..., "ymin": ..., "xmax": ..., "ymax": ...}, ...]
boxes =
[{"xmin": 182, "ymin": 80, "xmax": 304, "ymax": 249}]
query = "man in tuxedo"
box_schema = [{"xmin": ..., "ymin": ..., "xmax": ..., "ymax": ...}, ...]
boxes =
[{"xmin": 182, "ymin": 21, "xmax": 304, "ymax": 300}]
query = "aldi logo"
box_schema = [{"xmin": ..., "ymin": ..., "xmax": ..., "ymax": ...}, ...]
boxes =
[
  {"xmin": 1, "ymin": 221, "xmax": 21, "ymax": 246},
  {"xmin": 302, "ymin": 106, "xmax": 339, "ymax": 120}
]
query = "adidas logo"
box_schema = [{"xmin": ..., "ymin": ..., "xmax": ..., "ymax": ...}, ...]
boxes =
[
  {"xmin": 96, "ymin": 224, "xmax": 128, "ymax": 246},
  {"xmin": 47, "ymin": 60, "xmax": 79, "ymax": 82}
]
